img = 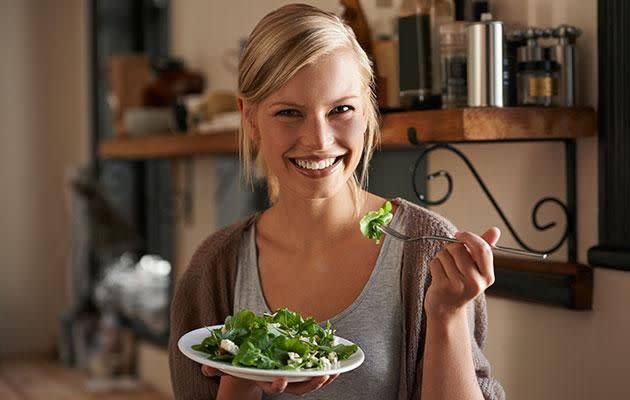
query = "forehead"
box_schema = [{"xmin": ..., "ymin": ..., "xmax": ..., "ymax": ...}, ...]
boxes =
[{"xmin": 264, "ymin": 48, "xmax": 364, "ymax": 105}]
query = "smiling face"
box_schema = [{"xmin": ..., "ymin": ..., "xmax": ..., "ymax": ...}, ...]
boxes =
[{"xmin": 246, "ymin": 48, "xmax": 368, "ymax": 202}]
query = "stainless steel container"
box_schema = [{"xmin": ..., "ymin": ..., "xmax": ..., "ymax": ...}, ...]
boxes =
[
  {"xmin": 467, "ymin": 15, "xmax": 504, "ymax": 107},
  {"xmin": 551, "ymin": 25, "xmax": 581, "ymax": 106}
]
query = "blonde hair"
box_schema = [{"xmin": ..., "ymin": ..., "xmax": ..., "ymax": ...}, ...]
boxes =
[{"xmin": 238, "ymin": 3, "xmax": 380, "ymax": 209}]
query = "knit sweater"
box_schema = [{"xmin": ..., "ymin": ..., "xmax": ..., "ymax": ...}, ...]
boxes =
[{"xmin": 168, "ymin": 198, "xmax": 505, "ymax": 399}]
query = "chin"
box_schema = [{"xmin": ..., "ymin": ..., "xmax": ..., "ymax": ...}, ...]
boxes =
[{"xmin": 297, "ymin": 181, "xmax": 355, "ymax": 201}]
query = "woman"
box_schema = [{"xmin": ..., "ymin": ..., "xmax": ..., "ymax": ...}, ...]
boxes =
[{"xmin": 168, "ymin": 4, "xmax": 505, "ymax": 400}]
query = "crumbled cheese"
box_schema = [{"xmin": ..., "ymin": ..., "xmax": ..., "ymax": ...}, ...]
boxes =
[
  {"xmin": 219, "ymin": 339, "xmax": 239, "ymax": 355},
  {"xmin": 319, "ymin": 356, "xmax": 332, "ymax": 370},
  {"xmin": 287, "ymin": 352, "xmax": 303, "ymax": 367},
  {"xmin": 305, "ymin": 354, "xmax": 319, "ymax": 368},
  {"xmin": 288, "ymin": 352, "xmax": 302, "ymax": 362}
]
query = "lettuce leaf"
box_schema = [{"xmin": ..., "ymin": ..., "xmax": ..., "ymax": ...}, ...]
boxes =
[{"xmin": 359, "ymin": 200, "xmax": 393, "ymax": 243}]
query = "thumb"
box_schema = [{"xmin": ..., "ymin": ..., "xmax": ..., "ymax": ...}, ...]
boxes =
[{"xmin": 481, "ymin": 227, "xmax": 501, "ymax": 246}]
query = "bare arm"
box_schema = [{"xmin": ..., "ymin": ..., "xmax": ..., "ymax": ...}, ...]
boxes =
[
  {"xmin": 420, "ymin": 309, "xmax": 484, "ymax": 400},
  {"xmin": 420, "ymin": 228, "xmax": 501, "ymax": 400}
]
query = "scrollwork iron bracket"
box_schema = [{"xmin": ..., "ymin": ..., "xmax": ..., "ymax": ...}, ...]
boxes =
[{"xmin": 407, "ymin": 127, "xmax": 576, "ymax": 261}]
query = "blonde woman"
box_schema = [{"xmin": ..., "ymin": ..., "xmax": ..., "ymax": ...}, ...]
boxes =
[{"xmin": 169, "ymin": 4, "xmax": 504, "ymax": 400}]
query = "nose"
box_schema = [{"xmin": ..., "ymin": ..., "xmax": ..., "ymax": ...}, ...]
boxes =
[{"xmin": 301, "ymin": 114, "xmax": 334, "ymax": 149}]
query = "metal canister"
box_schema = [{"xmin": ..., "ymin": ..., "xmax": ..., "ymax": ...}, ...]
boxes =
[
  {"xmin": 551, "ymin": 25, "xmax": 581, "ymax": 106},
  {"xmin": 467, "ymin": 14, "xmax": 504, "ymax": 107}
]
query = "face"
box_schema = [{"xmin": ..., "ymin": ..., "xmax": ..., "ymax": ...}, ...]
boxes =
[{"xmin": 243, "ymin": 48, "xmax": 368, "ymax": 201}]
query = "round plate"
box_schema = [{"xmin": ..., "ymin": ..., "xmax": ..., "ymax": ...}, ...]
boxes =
[{"xmin": 178, "ymin": 325, "xmax": 365, "ymax": 383}]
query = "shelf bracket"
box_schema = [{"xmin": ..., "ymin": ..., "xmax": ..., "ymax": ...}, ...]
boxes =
[{"xmin": 407, "ymin": 127, "xmax": 577, "ymax": 261}]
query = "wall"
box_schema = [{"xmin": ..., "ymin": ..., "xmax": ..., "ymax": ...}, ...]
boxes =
[
  {"xmin": 0, "ymin": 0, "xmax": 88, "ymax": 356},
  {"xmin": 167, "ymin": 1, "xmax": 630, "ymax": 399},
  {"xmin": 434, "ymin": 2, "xmax": 629, "ymax": 399}
]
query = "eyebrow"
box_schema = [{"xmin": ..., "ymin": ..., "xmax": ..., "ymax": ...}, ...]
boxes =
[{"xmin": 269, "ymin": 95, "xmax": 360, "ymax": 108}]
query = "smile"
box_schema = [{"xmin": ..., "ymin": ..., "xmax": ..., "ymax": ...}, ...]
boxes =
[
  {"xmin": 294, "ymin": 157, "xmax": 337, "ymax": 170},
  {"xmin": 289, "ymin": 156, "xmax": 344, "ymax": 176}
]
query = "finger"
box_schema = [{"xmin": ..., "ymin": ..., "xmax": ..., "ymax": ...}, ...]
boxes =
[
  {"xmin": 322, "ymin": 374, "xmax": 339, "ymax": 387},
  {"xmin": 454, "ymin": 231, "xmax": 495, "ymax": 281},
  {"xmin": 481, "ymin": 227, "xmax": 501, "ymax": 246},
  {"xmin": 200, "ymin": 365, "xmax": 221, "ymax": 377},
  {"xmin": 258, "ymin": 377, "xmax": 288, "ymax": 394},
  {"xmin": 429, "ymin": 257, "xmax": 448, "ymax": 284},
  {"xmin": 437, "ymin": 245, "xmax": 465, "ymax": 280},
  {"xmin": 445, "ymin": 240, "xmax": 480, "ymax": 277},
  {"xmin": 283, "ymin": 375, "xmax": 329, "ymax": 395}
]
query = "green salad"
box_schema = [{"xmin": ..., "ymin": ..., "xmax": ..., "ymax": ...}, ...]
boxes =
[
  {"xmin": 192, "ymin": 308, "xmax": 358, "ymax": 370},
  {"xmin": 359, "ymin": 200, "xmax": 393, "ymax": 243}
]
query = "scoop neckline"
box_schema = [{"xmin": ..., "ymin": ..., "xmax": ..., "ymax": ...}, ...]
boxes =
[{"xmin": 247, "ymin": 201, "xmax": 405, "ymax": 325}]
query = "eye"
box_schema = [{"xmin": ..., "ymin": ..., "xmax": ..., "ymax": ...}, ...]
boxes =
[
  {"xmin": 275, "ymin": 109, "xmax": 302, "ymax": 118},
  {"xmin": 331, "ymin": 105, "xmax": 354, "ymax": 115}
]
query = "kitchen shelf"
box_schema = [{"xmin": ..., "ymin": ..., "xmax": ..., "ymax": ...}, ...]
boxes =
[
  {"xmin": 490, "ymin": 257, "xmax": 593, "ymax": 310},
  {"xmin": 99, "ymin": 129, "xmax": 239, "ymax": 159},
  {"xmin": 98, "ymin": 107, "xmax": 596, "ymax": 159}
]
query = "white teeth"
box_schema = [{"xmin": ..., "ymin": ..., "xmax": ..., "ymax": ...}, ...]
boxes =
[{"xmin": 295, "ymin": 157, "xmax": 337, "ymax": 170}]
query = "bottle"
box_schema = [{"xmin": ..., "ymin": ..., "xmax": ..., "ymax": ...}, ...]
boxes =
[
  {"xmin": 341, "ymin": 1, "xmax": 384, "ymax": 105},
  {"xmin": 341, "ymin": 0, "xmax": 375, "ymax": 61},
  {"xmin": 516, "ymin": 28, "xmax": 543, "ymax": 106},
  {"xmin": 430, "ymin": 0, "xmax": 455, "ymax": 98},
  {"xmin": 398, "ymin": 0, "xmax": 441, "ymax": 109}
]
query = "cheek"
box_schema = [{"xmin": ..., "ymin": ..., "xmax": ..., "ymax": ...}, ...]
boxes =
[{"xmin": 339, "ymin": 116, "xmax": 367, "ymax": 148}]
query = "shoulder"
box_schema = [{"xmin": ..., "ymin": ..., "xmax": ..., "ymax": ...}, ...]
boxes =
[
  {"xmin": 392, "ymin": 197, "xmax": 457, "ymax": 236},
  {"xmin": 174, "ymin": 214, "xmax": 257, "ymax": 295},
  {"xmin": 170, "ymin": 213, "xmax": 257, "ymax": 330}
]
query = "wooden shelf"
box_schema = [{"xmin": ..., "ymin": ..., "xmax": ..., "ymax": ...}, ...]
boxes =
[
  {"xmin": 490, "ymin": 257, "xmax": 593, "ymax": 310},
  {"xmin": 380, "ymin": 106, "xmax": 596, "ymax": 145},
  {"xmin": 98, "ymin": 107, "xmax": 597, "ymax": 159},
  {"xmin": 99, "ymin": 129, "xmax": 239, "ymax": 159}
]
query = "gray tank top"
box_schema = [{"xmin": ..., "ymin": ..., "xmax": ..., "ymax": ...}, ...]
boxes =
[{"xmin": 234, "ymin": 208, "xmax": 407, "ymax": 399}]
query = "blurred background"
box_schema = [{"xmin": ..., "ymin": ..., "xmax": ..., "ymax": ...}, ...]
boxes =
[{"xmin": 1, "ymin": 0, "xmax": 628, "ymax": 399}]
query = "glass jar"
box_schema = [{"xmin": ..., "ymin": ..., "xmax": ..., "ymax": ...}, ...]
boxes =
[
  {"xmin": 430, "ymin": 0, "xmax": 455, "ymax": 97},
  {"xmin": 517, "ymin": 60, "xmax": 560, "ymax": 106},
  {"xmin": 398, "ymin": 0, "xmax": 441, "ymax": 109},
  {"xmin": 439, "ymin": 21, "xmax": 468, "ymax": 108}
]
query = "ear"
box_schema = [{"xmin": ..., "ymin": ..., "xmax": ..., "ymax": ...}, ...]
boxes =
[{"xmin": 237, "ymin": 96, "xmax": 259, "ymax": 144}]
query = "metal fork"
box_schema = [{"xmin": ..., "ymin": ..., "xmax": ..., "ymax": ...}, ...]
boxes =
[{"xmin": 377, "ymin": 225, "xmax": 547, "ymax": 259}]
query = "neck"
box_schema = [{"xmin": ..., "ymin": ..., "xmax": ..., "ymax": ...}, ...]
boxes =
[{"xmin": 260, "ymin": 183, "xmax": 370, "ymax": 249}]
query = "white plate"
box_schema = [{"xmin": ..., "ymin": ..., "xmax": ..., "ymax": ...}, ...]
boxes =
[{"xmin": 178, "ymin": 325, "xmax": 365, "ymax": 383}]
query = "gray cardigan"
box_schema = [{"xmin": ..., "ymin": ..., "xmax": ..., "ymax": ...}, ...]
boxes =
[{"xmin": 168, "ymin": 198, "xmax": 505, "ymax": 399}]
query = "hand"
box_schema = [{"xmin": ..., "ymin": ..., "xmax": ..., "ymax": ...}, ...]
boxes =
[
  {"xmin": 202, "ymin": 365, "xmax": 338, "ymax": 397},
  {"xmin": 424, "ymin": 227, "xmax": 500, "ymax": 320}
]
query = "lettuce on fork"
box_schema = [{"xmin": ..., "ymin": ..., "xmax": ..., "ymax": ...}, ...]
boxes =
[
  {"xmin": 192, "ymin": 308, "xmax": 358, "ymax": 370},
  {"xmin": 359, "ymin": 200, "xmax": 393, "ymax": 244}
]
